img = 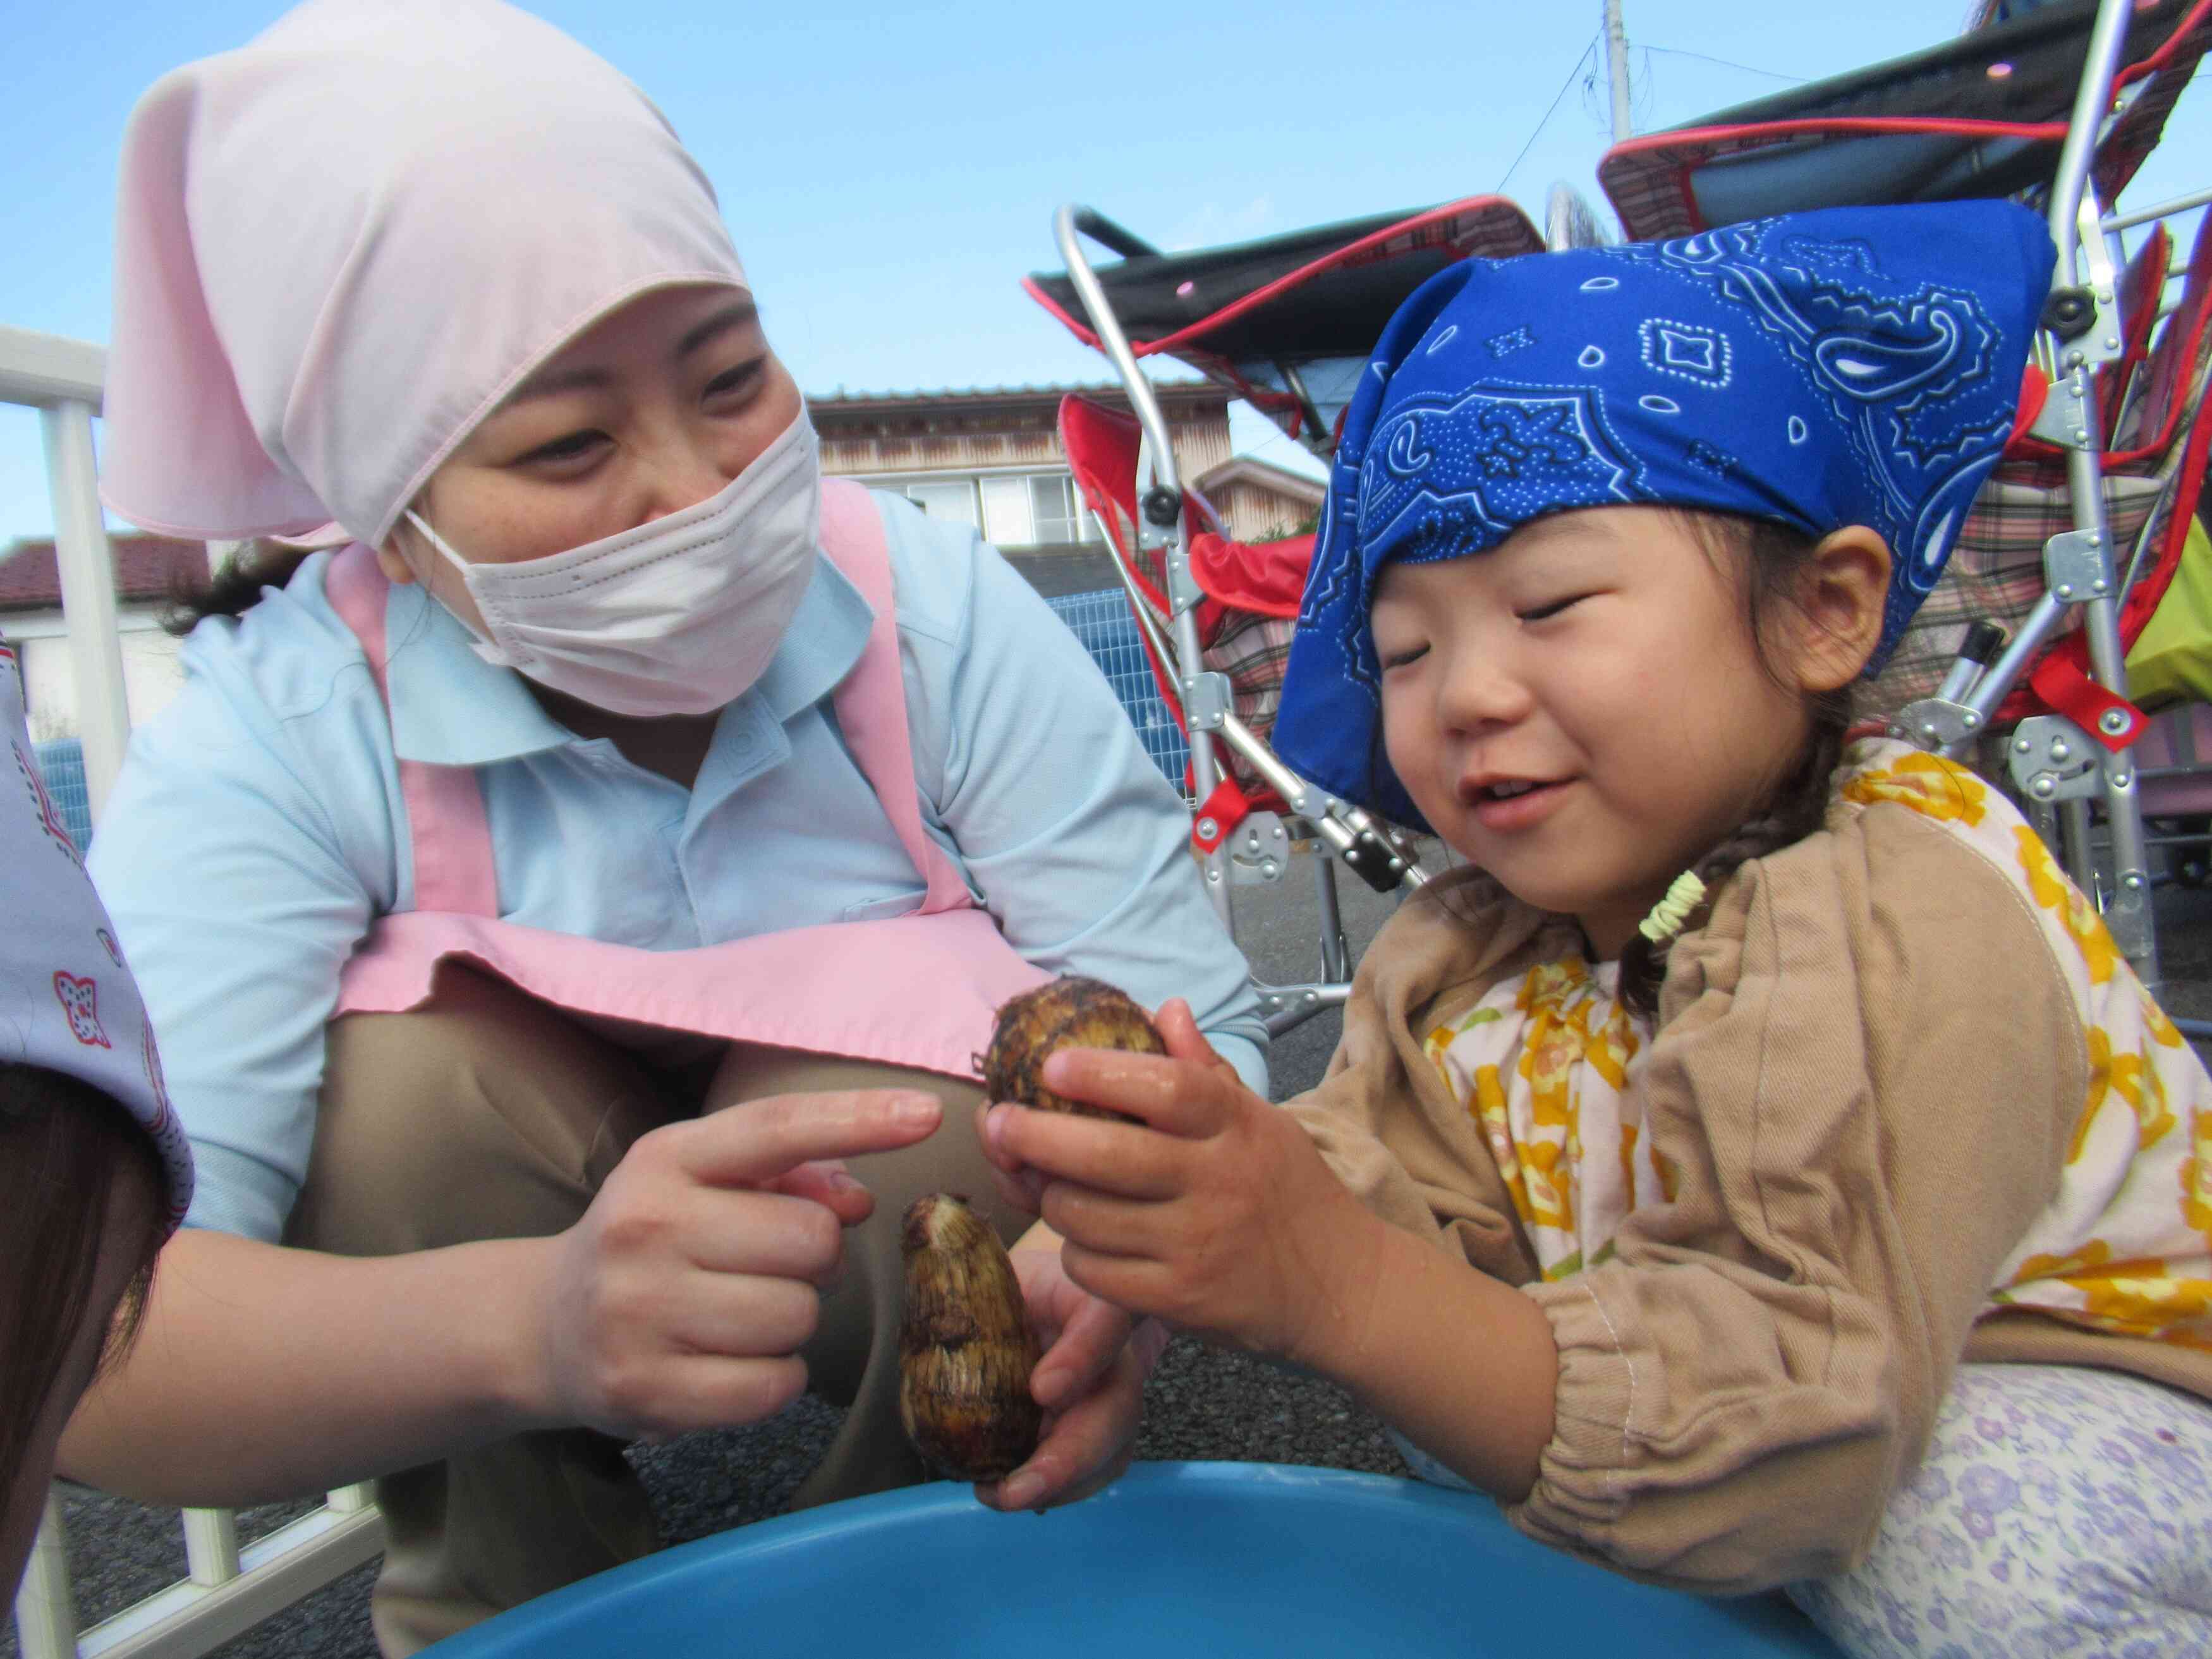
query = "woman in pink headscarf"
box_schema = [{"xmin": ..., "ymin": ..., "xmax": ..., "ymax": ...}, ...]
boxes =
[{"xmin": 61, "ymin": 2, "xmax": 1267, "ymax": 1650}]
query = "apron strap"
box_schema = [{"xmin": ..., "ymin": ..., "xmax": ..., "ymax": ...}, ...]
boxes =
[
  {"xmin": 817, "ymin": 481, "xmax": 975, "ymax": 916},
  {"xmin": 325, "ymin": 487, "xmax": 962, "ymax": 923},
  {"xmin": 323, "ymin": 545, "xmax": 501, "ymax": 918}
]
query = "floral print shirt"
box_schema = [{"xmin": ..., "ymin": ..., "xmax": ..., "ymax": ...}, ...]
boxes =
[{"xmin": 1422, "ymin": 738, "xmax": 2212, "ymax": 1356}]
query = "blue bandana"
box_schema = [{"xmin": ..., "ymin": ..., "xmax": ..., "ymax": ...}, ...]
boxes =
[{"xmin": 1272, "ymin": 200, "xmax": 2055, "ymax": 829}]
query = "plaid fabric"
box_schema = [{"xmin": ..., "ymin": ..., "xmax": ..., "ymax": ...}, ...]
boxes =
[
  {"xmin": 1204, "ymin": 610, "xmax": 1296, "ymax": 790},
  {"xmin": 1861, "ymin": 465, "xmax": 2172, "ymax": 717}
]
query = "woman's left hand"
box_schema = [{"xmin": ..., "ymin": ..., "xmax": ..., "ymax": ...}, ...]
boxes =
[{"xmin": 975, "ymin": 1249, "xmax": 1167, "ymax": 1512}]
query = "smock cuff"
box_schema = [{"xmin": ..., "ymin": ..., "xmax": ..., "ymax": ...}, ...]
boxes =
[{"xmin": 1505, "ymin": 1275, "xmax": 1644, "ymax": 1552}]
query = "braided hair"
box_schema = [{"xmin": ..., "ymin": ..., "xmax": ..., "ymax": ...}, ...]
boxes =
[{"xmin": 1615, "ymin": 514, "xmax": 1856, "ymax": 1017}]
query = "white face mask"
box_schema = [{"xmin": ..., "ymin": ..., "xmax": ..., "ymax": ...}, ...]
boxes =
[{"xmin": 406, "ymin": 411, "xmax": 822, "ymax": 718}]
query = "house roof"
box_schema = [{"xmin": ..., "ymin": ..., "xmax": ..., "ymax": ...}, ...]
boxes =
[
  {"xmin": 808, "ymin": 379, "xmax": 1222, "ymax": 416},
  {"xmin": 1192, "ymin": 454, "xmax": 1328, "ymax": 507},
  {"xmin": 0, "ymin": 533, "xmax": 209, "ymax": 613}
]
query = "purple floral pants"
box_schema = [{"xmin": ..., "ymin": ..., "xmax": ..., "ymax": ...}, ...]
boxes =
[{"xmin": 1786, "ymin": 1364, "xmax": 2212, "ymax": 1658}]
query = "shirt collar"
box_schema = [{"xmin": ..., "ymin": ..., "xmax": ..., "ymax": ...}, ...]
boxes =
[
  {"xmin": 382, "ymin": 551, "xmax": 873, "ymax": 767},
  {"xmin": 753, "ymin": 552, "xmax": 873, "ymax": 724}
]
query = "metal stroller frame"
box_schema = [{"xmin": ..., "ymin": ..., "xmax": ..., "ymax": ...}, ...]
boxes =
[{"xmin": 1051, "ymin": 226, "xmax": 1406, "ymax": 1036}]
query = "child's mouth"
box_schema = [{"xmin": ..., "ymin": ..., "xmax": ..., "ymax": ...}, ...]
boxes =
[{"xmin": 1463, "ymin": 775, "xmax": 1569, "ymax": 829}]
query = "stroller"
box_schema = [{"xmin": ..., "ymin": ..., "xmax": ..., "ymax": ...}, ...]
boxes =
[{"xmin": 1026, "ymin": 0, "xmax": 2212, "ymax": 1018}]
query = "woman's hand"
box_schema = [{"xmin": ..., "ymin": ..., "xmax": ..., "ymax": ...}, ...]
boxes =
[
  {"xmin": 975, "ymin": 1243, "xmax": 1167, "ymax": 1512},
  {"xmin": 530, "ymin": 1088, "xmax": 943, "ymax": 1440},
  {"xmin": 981, "ymin": 1001, "xmax": 1387, "ymax": 1371}
]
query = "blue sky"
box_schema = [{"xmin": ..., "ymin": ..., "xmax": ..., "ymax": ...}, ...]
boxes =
[{"xmin": 4, "ymin": 0, "xmax": 2209, "ymax": 542}]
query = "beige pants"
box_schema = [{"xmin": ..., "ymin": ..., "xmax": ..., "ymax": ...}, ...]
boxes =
[{"xmin": 283, "ymin": 968, "xmax": 1018, "ymax": 1656}]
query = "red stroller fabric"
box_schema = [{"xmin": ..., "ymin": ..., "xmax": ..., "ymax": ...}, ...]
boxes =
[
  {"xmin": 1058, "ymin": 392, "xmax": 1311, "ymax": 811},
  {"xmin": 1057, "ymin": 394, "xmax": 1308, "ymax": 633}
]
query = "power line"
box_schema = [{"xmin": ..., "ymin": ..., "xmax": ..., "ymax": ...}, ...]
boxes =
[
  {"xmin": 1498, "ymin": 37, "xmax": 1603, "ymax": 195},
  {"xmin": 1639, "ymin": 43, "xmax": 1806, "ymax": 85}
]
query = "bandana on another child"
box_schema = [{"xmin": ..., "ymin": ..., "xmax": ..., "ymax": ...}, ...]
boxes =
[
  {"xmin": 0, "ymin": 642, "xmax": 193, "ymax": 1232},
  {"xmin": 1272, "ymin": 200, "xmax": 2057, "ymax": 829}
]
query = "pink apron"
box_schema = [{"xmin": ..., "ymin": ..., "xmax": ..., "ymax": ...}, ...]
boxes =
[{"xmin": 321, "ymin": 479, "xmax": 1048, "ymax": 1079}]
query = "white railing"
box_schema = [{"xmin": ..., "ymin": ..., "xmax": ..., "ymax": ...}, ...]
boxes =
[{"xmin": 3, "ymin": 324, "xmax": 386, "ymax": 1658}]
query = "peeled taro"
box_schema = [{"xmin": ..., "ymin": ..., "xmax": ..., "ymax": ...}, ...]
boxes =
[{"xmin": 897, "ymin": 1193, "xmax": 1043, "ymax": 1482}]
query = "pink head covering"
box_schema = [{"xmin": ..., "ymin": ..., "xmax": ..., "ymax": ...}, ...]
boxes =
[{"xmin": 99, "ymin": 0, "xmax": 749, "ymax": 550}]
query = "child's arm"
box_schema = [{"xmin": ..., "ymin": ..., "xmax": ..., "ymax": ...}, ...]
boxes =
[{"xmin": 983, "ymin": 999, "xmax": 1559, "ymax": 1502}]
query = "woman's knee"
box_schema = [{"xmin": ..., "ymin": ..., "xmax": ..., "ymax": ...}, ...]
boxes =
[{"xmin": 288, "ymin": 968, "xmax": 679, "ymax": 1255}]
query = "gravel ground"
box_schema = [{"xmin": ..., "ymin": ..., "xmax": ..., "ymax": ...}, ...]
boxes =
[{"xmin": 15, "ymin": 840, "xmax": 2207, "ymax": 1659}]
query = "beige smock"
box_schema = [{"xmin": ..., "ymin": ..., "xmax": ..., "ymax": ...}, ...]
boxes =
[{"xmin": 1287, "ymin": 738, "xmax": 2212, "ymax": 1594}]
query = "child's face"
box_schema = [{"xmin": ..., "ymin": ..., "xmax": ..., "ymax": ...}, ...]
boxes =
[{"xmin": 1371, "ymin": 507, "xmax": 1817, "ymax": 957}]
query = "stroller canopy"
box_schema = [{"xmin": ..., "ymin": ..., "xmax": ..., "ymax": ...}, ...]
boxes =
[
  {"xmin": 1599, "ymin": 0, "xmax": 2212, "ymax": 241},
  {"xmin": 1025, "ymin": 197, "xmax": 1543, "ymax": 442}
]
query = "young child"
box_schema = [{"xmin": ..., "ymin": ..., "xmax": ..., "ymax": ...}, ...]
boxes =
[
  {"xmin": 983, "ymin": 202, "xmax": 2212, "ymax": 1655},
  {"xmin": 1, "ymin": 636, "xmax": 194, "ymax": 1596}
]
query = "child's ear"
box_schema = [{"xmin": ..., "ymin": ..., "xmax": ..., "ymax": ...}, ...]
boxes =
[{"xmin": 1784, "ymin": 525, "xmax": 1891, "ymax": 695}]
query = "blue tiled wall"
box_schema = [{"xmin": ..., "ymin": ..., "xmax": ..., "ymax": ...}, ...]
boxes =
[
  {"xmin": 1042, "ymin": 589, "xmax": 1191, "ymax": 792},
  {"xmin": 30, "ymin": 738, "xmax": 93, "ymax": 853}
]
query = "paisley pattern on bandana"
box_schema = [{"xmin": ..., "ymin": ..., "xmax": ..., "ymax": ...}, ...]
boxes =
[
  {"xmin": 1275, "ymin": 201, "xmax": 2055, "ymax": 832},
  {"xmin": 1621, "ymin": 221, "xmax": 2019, "ymax": 649},
  {"xmin": 1421, "ymin": 739, "xmax": 2212, "ymax": 1354}
]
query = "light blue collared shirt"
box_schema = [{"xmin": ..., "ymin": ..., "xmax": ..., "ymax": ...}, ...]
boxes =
[{"xmin": 88, "ymin": 494, "xmax": 1266, "ymax": 1239}]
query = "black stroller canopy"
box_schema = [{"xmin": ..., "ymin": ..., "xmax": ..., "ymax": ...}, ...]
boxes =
[
  {"xmin": 1698, "ymin": 0, "xmax": 2180, "ymax": 128},
  {"xmin": 1024, "ymin": 197, "xmax": 1543, "ymax": 441},
  {"xmin": 1600, "ymin": 0, "xmax": 2212, "ymax": 240},
  {"xmin": 1023, "ymin": 198, "xmax": 1543, "ymax": 370}
]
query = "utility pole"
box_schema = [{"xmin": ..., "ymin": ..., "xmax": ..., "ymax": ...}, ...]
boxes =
[{"xmin": 1603, "ymin": 0, "xmax": 1633, "ymax": 142}]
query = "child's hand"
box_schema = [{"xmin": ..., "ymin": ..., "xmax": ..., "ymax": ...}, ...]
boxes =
[
  {"xmin": 975, "ymin": 1248, "xmax": 1167, "ymax": 1512},
  {"xmin": 981, "ymin": 999, "xmax": 1385, "ymax": 1369}
]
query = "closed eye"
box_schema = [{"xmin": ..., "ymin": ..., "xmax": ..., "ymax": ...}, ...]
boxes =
[
  {"xmin": 1378, "ymin": 642, "xmax": 1428, "ymax": 671},
  {"xmin": 1517, "ymin": 593, "xmax": 1589, "ymax": 623}
]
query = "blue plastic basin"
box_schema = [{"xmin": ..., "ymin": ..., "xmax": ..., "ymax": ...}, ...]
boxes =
[{"xmin": 423, "ymin": 1461, "xmax": 1842, "ymax": 1656}]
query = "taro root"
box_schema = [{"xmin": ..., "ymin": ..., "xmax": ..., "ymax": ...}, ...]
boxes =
[
  {"xmin": 897, "ymin": 1193, "xmax": 1043, "ymax": 1482},
  {"xmin": 976, "ymin": 975, "xmax": 1167, "ymax": 1122}
]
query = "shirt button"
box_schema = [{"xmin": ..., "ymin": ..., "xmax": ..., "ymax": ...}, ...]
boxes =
[{"xmin": 731, "ymin": 723, "xmax": 758, "ymax": 755}]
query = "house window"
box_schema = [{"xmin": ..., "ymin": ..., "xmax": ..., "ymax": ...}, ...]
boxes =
[
  {"xmin": 970, "ymin": 472, "xmax": 1102, "ymax": 549},
  {"xmin": 903, "ymin": 480, "xmax": 978, "ymax": 528},
  {"xmin": 1029, "ymin": 475, "xmax": 1082, "ymax": 545}
]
